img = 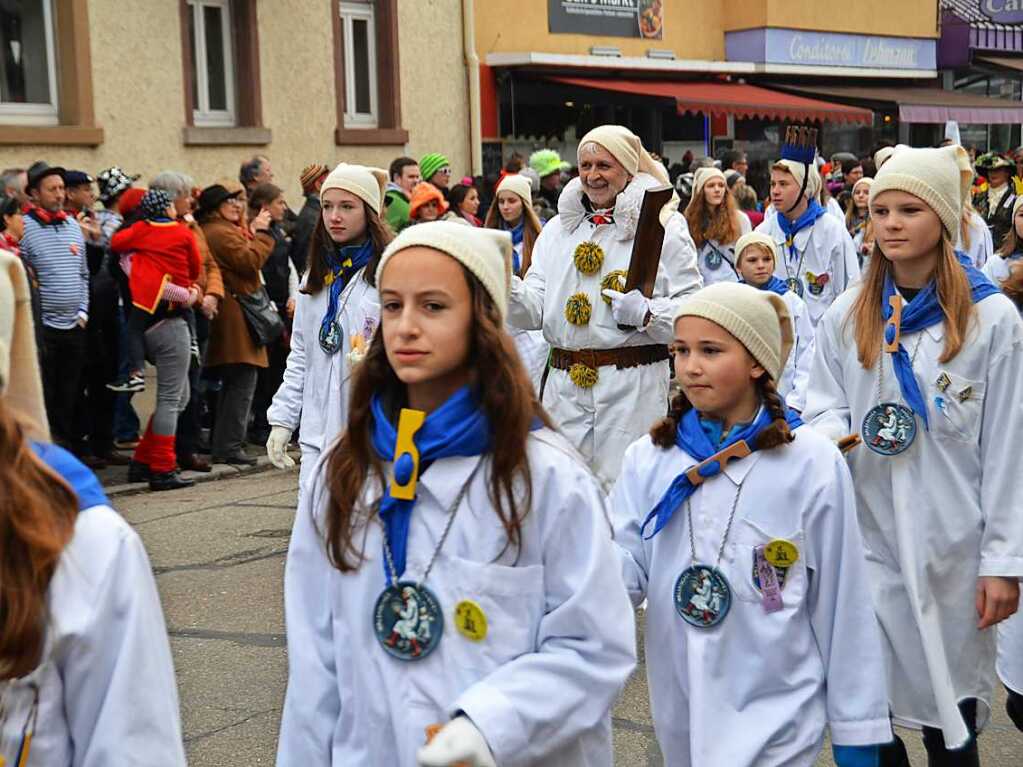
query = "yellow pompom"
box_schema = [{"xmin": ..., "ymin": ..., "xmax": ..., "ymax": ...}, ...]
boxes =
[
  {"xmin": 568, "ymin": 363, "xmax": 599, "ymax": 388},
  {"xmin": 600, "ymin": 270, "xmax": 628, "ymax": 304},
  {"xmin": 564, "ymin": 293, "xmax": 592, "ymax": 325},
  {"xmin": 573, "ymin": 241, "xmax": 605, "ymax": 275}
]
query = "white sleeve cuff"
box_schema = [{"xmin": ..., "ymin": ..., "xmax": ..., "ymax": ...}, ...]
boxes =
[
  {"xmin": 829, "ymin": 717, "xmax": 893, "ymax": 747},
  {"xmin": 452, "ymin": 682, "xmax": 527, "ymax": 764}
]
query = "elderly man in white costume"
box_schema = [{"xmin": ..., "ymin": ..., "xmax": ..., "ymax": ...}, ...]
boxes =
[{"xmin": 507, "ymin": 125, "xmax": 701, "ymax": 486}]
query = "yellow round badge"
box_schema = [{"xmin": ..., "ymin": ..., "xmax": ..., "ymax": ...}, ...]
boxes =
[
  {"xmin": 454, "ymin": 600, "xmax": 488, "ymax": 641},
  {"xmin": 764, "ymin": 539, "xmax": 799, "ymax": 568}
]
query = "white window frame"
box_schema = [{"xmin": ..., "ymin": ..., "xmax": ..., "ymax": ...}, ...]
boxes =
[
  {"xmin": 340, "ymin": 0, "xmax": 378, "ymax": 129},
  {"xmin": 0, "ymin": 0, "xmax": 59, "ymax": 126},
  {"xmin": 188, "ymin": 0, "xmax": 236, "ymax": 127}
]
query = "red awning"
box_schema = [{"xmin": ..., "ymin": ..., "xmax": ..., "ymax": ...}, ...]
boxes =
[{"xmin": 549, "ymin": 76, "xmax": 874, "ymax": 125}]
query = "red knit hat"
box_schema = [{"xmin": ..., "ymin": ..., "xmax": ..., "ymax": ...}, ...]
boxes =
[{"xmin": 118, "ymin": 187, "xmax": 147, "ymax": 217}]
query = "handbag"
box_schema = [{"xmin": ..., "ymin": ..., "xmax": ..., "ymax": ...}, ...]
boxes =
[{"xmin": 232, "ymin": 286, "xmax": 284, "ymax": 346}]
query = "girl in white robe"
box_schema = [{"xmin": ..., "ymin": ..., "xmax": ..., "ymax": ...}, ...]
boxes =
[
  {"xmin": 803, "ymin": 144, "xmax": 1023, "ymax": 764},
  {"xmin": 610, "ymin": 282, "xmax": 890, "ymax": 767},
  {"xmin": 277, "ymin": 222, "xmax": 635, "ymax": 767},
  {"xmin": 684, "ymin": 167, "xmax": 751, "ymax": 287}
]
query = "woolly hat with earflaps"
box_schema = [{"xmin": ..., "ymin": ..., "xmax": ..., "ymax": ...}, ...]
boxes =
[
  {"xmin": 734, "ymin": 232, "xmax": 780, "ymax": 265},
  {"xmin": 320, "ymin": 163, "xmax": 388, "ymax": 215},
  {"xmin": 494, "ymin": 174, "xmax": 533, "ymax": 206},
  {"xmin": 690, "ymin": 167, "xmax": 727, "ymax": 203},
  {"xmin": 0, "ymin": 251, "xmax": 48, "ymax": 440},
  {"xmin": 376, "ymin": 221, "xmax": 513, "ymax": 321},
  {"xmin": 675, "ymin": 282, "xmax": 794, "ymax": 384},
  {"xmin": 869, "ymin": 144, "xmax": 974, "ymax": 236}
]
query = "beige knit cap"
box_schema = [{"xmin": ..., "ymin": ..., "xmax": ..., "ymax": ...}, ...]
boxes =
[
  {"xmin": 675, "ymin": 282, "xmax": 793, "ymax": 383},
  {"xmin": 0, "ymin": 251, "xmax": 49, "ymax": 440},
  {"xmin": 852, "ymin": 177, "xmax": 874, "ymax": 194},
  {"xmin": 495, "ymin": 174, "xmax": 533, "ymax": 206},
  {"xmin": 772, "ymin": 159, "xmax": 821, "ymax": 200},
  {"xmin": 320, "ymin": 163, "xmax": 388, "ymax": 214},
  {"xmin": 869, "ymin": 145, "xmax": 973, "ymax": 235},
  {"xmin": 734, "ymin": 232, "xmax": 780, "ymax": 265},
  {"xmin": 376, "ymin": 221, "xmax": 513, "ymax": 321},
  {"xmin": 578, "ymin": 124, "xmax": 671, "ymax": 187}
]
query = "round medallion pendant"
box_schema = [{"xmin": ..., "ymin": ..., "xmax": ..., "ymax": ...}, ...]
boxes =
[
  {"xmin": 319, "ymin": 321, "xmax": 342, "ymax": 355},
  {"xmin": 373, "ymin": 582, "xmax": 444, "ymax": 661},
  {"xmin": 704, "ymin": 250, "xmax": 723, "ymax": 270},
  {"xmin": 673, "ymin": 565, "xmax": 732, "ymax": 628},
  {"xmin": 861, "ymin": 402, "xmax": 917, "ymax": 456},
  {"xmin": 786, "ymin": 277, "xmax": 804, "ymax": 297}
]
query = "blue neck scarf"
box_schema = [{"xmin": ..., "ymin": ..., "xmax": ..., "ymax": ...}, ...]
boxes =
[
  {"xmin": 743, "ymin": 276, "xmax": 789, "ymax": 296},
  {"xmin": 641, "ymin": 405, "xmax": 803, "ymax": 539},
  {"xmin": 370, "ymin": 386, "xmax": 492, "ymax": 583},
  {"xmin": 777, "ymin": 200, "xmax": 827, "ymax": 260},
  {"xmin": 882, "ymin": 252, "xmax": 999, "ymax": 430},
  {"xmin": 504, "ymin": 220, "xmax": 525, "ymax": 273},
  {"xmin": 321, "ymin": 240, "xmax": 373, "ymax": 354},
  {"xmin": 30, "ymin": 441, "xmax": 109, "ymax": 511}
]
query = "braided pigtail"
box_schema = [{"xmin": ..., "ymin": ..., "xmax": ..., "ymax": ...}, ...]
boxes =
[
  {"xmin": 650, "ymin": 390, "xmax": 693, "ymax": 448},
  {"xmin": 754, "ymin": 376, "xmax": 795, "ymax": 451}
]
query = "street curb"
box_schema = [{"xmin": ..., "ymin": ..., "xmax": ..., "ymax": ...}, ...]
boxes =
[{"xmin": 105, "ymin": 450, "xmax": 300, "ymax": 499}]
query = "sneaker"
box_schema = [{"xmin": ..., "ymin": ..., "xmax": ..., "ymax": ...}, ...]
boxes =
[{"xmin": 107, "ymin": 374, "xmax": 145, "ymax": 393}]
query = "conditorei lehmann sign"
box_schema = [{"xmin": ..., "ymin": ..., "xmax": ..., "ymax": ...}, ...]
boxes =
[
  {"xmin": 981, "ymin": 0, "xmax": 1023, "ymax": 24},
  {"xmin": 547, "ymin": 0, "xmax": 664, "ymax": 39},
  {"xmin": 725, "ymin": 28, "xmax": 937, "ymax": 72}
]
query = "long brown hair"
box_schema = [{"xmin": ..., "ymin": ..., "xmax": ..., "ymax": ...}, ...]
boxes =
[
  {"xmin": 303, "ymin": 203, "xmax": 395, "ymax": 295},
  {"xmin": 850, "ymin": 230, "xmax": 975, "ymax": 369},
  {"xmin": 483, "ymin": 194, "xmax": 543, "ymax": 276},
  {"xmin": 0, "ymin": 399, "xmax": 78, "ymax": 679},
  {"xmin": 1002, "ymin": 261, "xmax": 1023, "ymax": 308},
  {"xmin": 650, "ymin": 375, "xmax": 794, "ymax": 451},
  {"xmin": 685, "ymin": 188, "xmax": 741, "ymax": 248},
  {"xmin": 322, "ymin": 265, "xmax": 554, "ymax": 571}
]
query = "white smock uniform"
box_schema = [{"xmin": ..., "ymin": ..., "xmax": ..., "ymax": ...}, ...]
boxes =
[
  {"xmin": 778, "ymin": 288, "xmax": 815, "ymax": 411},
  {"xmin": 277, "ymin": 428, "xmax": 636, "ymax": 767},
  {"xmin": 0, "ymin": 503, "xmax": 186, "ymax": 766},
  {"xmin": 826, "ymin": 195, "xmax": 845, "ymax": 222},
  {"xmin": 696, "ymin": 214, "xmax": 751, "ymax": 287},
  {"xmin": 958, "ymin": 211, "xmax": 994, "ymax": 270},
  {"xmin": 983, "ymin": 251, "xmax": 1022, "ymax": 286},
  {"xmin": 507, "ymin": 174, "xmax": 702, "ymax": 487},
  {"xmin": 803, "ymin": 286, "xmax": 1023, "ymax": 747},
  {"xmin": 757, "ymin": 210, "xmax": 860, "ymax": 327},
  {"xmin": 267, "ymin": 269, "xmax": 379, "ymax": 495},
  {"xmin": 507, "ymin": 238, "xmax": 549, "ymax": 392},
  {"xmin": 610, "ymin": 425, "xmax": 891, "ymax": 766}
]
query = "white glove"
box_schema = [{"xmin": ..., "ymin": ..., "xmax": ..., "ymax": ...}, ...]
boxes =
[
  {"xmin": 601, "ymin": 288, "xmax": 651, "ymax": 328},
  {"xmin": 266, "ymin": 426, "xmax": 295, "ymax": 469},
  {"xmin": 417, "ymin": 717, "xmax": 497, "ymax": 767}
]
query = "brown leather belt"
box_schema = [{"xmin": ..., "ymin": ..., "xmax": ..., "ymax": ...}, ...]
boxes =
[{"xmin": 550, "ymin": 344, "xmax": 669, "ymax": 371}]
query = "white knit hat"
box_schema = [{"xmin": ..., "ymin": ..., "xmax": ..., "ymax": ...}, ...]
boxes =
[
  {"xmin": 772, "ymin": 159, "xmax": 821, "ymax": 201},
  {"xmin": 495, "ymin": 174, "xmax": 532, "ymax": 205},
  {"xmin": 691, "ymin": 167, "xmax": 726, "ymax": 202},
  {"xmin": 320, "ymin": 163, "xmax": 388, "ymax": 214},
  {"xmin": 577, "ymin": 124, "xmax": 671, "ymax": 186},
  {"xmin": 734, "ymin": 232, "xmax": 779, "ymax": 266},
  {"xmin": 376, "ymin": 221, "xmax": 513, "ymax": 320},
  {"xmin": 852, "ymin": 177, "xmax": 874, "ymax": 194},
  {"xmin": 675, "ymin": 282, "xmax": 793, "ymax": 383},
  {"xmin": 869, "ymin": 145, "xmax": 973, "ymax": 236},
  {"xmin": 0, "ymin": 251, "xmax": 49, "ymax": 440}
]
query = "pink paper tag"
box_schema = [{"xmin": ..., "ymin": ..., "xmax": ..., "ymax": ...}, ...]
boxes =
[{"xmin": 755, "ymin": 547, "xmax": 783, "ymax": 613}]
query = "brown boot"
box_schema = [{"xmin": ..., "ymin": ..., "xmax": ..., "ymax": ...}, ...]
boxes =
[{"xmin": 178, "ymin": 453, "xmax": 212, "ymax": 473}]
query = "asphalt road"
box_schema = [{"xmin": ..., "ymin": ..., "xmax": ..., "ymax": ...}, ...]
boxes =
[{"xmin": 115, "ymin": 468, "xmax": 1022, "ymax": 765}]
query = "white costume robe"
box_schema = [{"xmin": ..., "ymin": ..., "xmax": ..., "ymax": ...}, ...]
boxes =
[
  {"xmin": 277, "ymin": 429, "xmax": 636, "ymax": 766},
  {"xmin": 757, "ymin": 210, "xmax": 860, "ymax": 327},
  {"xmin": 958, "ymin": 211, "xmax": 994, "ymax": 270},
  {"xmin": 0, "ymin": 504, "xmax": 186, "ymax": 766},
  {"xmin": 803, "ymin": 286, "xmax": 1023, "ymax": 747},
  {"xmin": 610, "ymin": 426, "xmax": 891, "ymax": 766},
  {"xmin": 267, "ymin": 269, "xmax": 379, "ymax": 495},
  {"xmin": 507, "ymin": 173, "xmax": 702, "ymax": 487},
  {"xmin": 695, "ymin": 213, "xmax": 751, "ymax": 287}
]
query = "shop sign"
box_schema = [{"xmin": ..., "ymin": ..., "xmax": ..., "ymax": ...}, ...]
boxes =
[
  {"xmin": 547, "ymin": 0, "xmax": 664, "ymax": 40},
  {"xmin": 981, "ymin": 0, "xmax": 1023, "ymax": 24},
  {"xmin": 726, "ymin": 28, "xmax": 937, "ymax": 71}
]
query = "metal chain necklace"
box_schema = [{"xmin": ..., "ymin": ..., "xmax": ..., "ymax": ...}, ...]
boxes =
[
  {"xmin": 373, "ymin": 460, "xmax": 483, "ymax": 661},
  {"xmin": 861, "ymin": 329, "xmax": 925, "ymax": 456},
  {"xmin": 673, "ymin": 477, "xmax": 748, "ymax": 628}
]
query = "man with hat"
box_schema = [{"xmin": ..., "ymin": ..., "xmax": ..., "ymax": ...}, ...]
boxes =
[
  {"xmin": 529, "ymin": 148, "xmax": 571, "ymax": 214},
  {"xmin": 419, "ymin": 153, "xmax": 452, "ymax": 198},
  {"xmin": 508, "ymin": 125, "xmax": 701, "ymax": 487},
  {"xmin": 973, "ymin": 151, "xmax": 1016, "ymax": 247},
  {"xmin": 19, "ymin": 162, "xmax": 91, "ymax": 455},
  {"xmin": 289, "ymin": 163, "xmax": 330, "ymax": 275}
]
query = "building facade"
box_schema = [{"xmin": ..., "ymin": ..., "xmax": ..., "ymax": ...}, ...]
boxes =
[{"xmin": 0, "ymin": 0, "xmax": 471, "ymax": 203}]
